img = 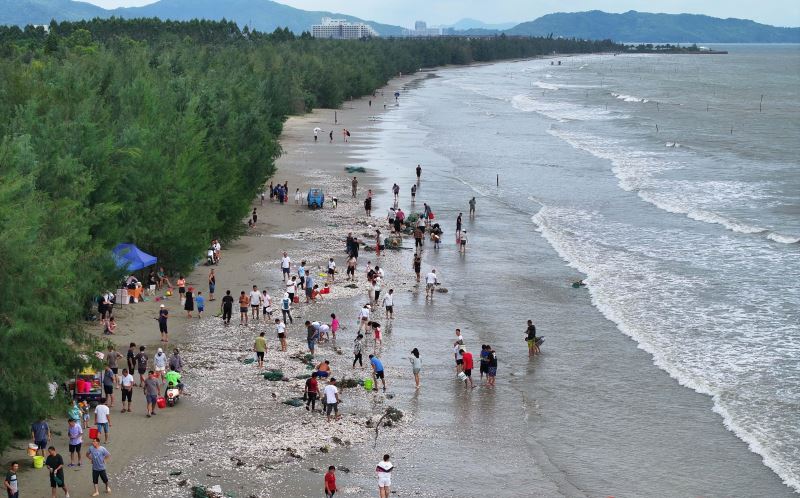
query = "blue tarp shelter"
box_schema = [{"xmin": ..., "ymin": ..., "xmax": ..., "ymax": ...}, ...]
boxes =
[{"xmin": 112, "ymin": 243, "xmax": 157, "ymax": 271}]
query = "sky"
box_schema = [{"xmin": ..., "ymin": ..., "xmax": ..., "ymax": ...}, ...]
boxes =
[{"xmin": 81, "ymin": 0, "xmax": 800, "ymax": 28}]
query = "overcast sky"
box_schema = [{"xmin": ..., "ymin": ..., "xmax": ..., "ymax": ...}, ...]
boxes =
[{"xmin": 82, "ymin": 0, "xmax": 800, "ymax": 28}]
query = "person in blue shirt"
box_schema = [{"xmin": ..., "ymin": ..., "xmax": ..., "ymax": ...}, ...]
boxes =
[
  {"xmin": 195, "ymin": 291, "xmax": 205, "ymax": 318},
  {"xmin": 368, "ymin": 354, "xmax": 386, "ymax": 392}
]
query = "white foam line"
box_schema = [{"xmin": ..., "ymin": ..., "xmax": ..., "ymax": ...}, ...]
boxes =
[{"xmin": 531, "ymin": 207, "xmax": 800, "ymax": 493}]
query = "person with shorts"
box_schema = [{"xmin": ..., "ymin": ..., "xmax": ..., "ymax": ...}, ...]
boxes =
[
  {"xmin": 525, "ymin": 319, "xmax": 540, "ymax": 356},
  {"xmin": 144, "ymin": 371, "xmax": 160, "ymax": 417},
  {"xmin": 208, "ymin": 268, "xmax": 216, "ymax": 301},
  {"xmin": 221, "ymin": 290, "xmax": 233, "ymax": 325},
  {"xmin": 382, "ymin": 289, "xmax": 394, "ymax": 319},
  {"xmin": 298, "ymin": 261, "xmax": 306, "ymax": 290},
  {"xmin": 460, "ymin": 349, "xmax": 475, "ymax": 388},
  {"xmin": 487, "ymin": 348, "xmax": 498, "ymax": 387},
  {"xmin": 304, "ymin": 372, "xmax": 319, "ymax": 412},
  {"xmin": 119, "ymin": 368, "xmax": 134, "ymax": 413},
  {"xmin": 86, "ymin": 438, "xmax": 111, "ymax": 496},
  {"xmin": 238, "ymin": 291, "xmax": 250, "ymax": 326},
  {"xmin": 413, "ymin": 254, "xmax": 421, "ymax": 282},
  {"xmin": 479, "ymin": 345, "xmax": 490, "ymax": 382},
  {"xmin": 425, "ymin": 269, "xmax": 438, "ymax": 299},
  {"xmin": 286, "ymin": 276, "xmax": 298, "ymax": 303},
  {"xmin": 249, "ymin": 285, "xmax": 261, "ymax": 321},
  {"xmin": 346, "ymin": 256, "xmax": 356, "ymax": 281},
  {"xmin": 327, "ymin": 258, "xmax": 336, "ymax": 283},
  {"xmin": 158, "ymin": 304, "xmax": 169, "ymax": 343},
  {"xmin": 275, "ymin": 318, "xmax": 288, "ymax": 352},
  {"xmin": 323, "ymin": 378, "xmax": 340, "ymax": 422},
  {"xmin": 324, "ymin": 465, "xmax": 337, "ymax": 498},
  {"xmin": 253, "ymin": 332, "xmax": 267, "ymax": 369},
  {"xmin": 305, "ymin": 274, "xmax": 314, "ymax": 303},
  {"xmin": 153, "ymin": 348, "xmax": 167, "ymax": 385},
  {"xmin": 459, "ymin": 230, "xmax": 468, "ymax": 254},
  {"xmin": 306, "ymin": 321, "xmax": 319, "ymax": 355},
  {"xmin": 30, "ymin": 417, "xmax": 50, "ymax": 457},
  {"xmin": 376, "ymin": 454, "xmax": 394, "ymax": 498},
  {"xmin": 105, "ymin": 345, "xmax": 122, "ymax": 388},
  {"xmin": 280, "ymin": 252, "xmax": 291, "ymax": 282},
  {"xmin": 102, "ymin": 366, "xmax": 115, "ymax": 408},
  {"xmin": 45, "ymin": 446, "xmax": 69, "ymax": 497},
  {"xmin": 195, "ymin": 291, "xmax": 205, "ymax": 318},
  {"xmin": 369, "ymin": 354, "xmax": 386, "ymax": 392},
  {"xmin": 66, "ymin": 419, "xmax": 83, "ymax": 467},
  {"xmin": 262, "ymin": 290, "xmax": 272, "ymax": 319},
  {"xmin": 134, "ymin": 346, "xmax": 148, "ymax": 386},
  {"xmin": 90, "ymin": 398, "xmax": 110, "ymax": 445}
]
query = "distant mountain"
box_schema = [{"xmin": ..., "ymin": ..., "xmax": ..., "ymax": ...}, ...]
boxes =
[
  {"xmin": 0, "ymin": 0, "xmax": 405, "ymax": 36},
  {"xmin": 443, "ymin": 18, "xmax": 516, "ymax": 31},
  {"xmin": 505, "ymin": 10, "xmax": 800, "ymax": 43},
  {"xmin": 1, "ymin": 0, "xmax": 107, "ymax": 26}
]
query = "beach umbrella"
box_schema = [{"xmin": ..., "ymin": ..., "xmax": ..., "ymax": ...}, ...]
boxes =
[
  {"xmin": 112, "ymin": 243, "xmax": 157, "ymax": 271},
  {"xmin": 313, "ymin": 127, "xmax": 322, "ymax": 133}
]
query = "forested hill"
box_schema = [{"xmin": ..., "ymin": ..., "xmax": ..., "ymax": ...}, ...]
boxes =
[
  {"xmin": 0, "ymin": 19, "xmax": 621, "ymax": 451},
  {"xmin": 506, "ymin": 10, "xmax": 800, "ymax": 43},
  {"xmin": 1, "ymin": 0, "xmax": 405, "ymax": 35}
]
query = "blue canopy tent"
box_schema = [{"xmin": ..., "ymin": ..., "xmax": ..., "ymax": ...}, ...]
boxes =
[{"xmin": 112, "ymin": 243, "xmax": 157, "ymax": 271}]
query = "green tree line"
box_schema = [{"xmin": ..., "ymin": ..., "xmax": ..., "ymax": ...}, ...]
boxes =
[{"xmin": 0, "ymin": 18, "xmax": 621, "ymax": 451}]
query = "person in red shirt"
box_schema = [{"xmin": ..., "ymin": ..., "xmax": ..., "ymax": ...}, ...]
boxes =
[
  {"xmin": 324, "ymin": 465, "xmax": 337, "ymax": 497},
  {"xmin": 460, "ymin": 349, "xmax": 475, "ymax": 389}
]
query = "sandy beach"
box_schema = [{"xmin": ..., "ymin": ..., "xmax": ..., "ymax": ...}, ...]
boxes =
[{"xmin": 5, "ymin": 73, "xmax": 425, "ymax": 498}]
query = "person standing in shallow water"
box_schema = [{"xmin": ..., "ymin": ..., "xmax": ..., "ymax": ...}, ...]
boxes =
[
  {"xmin": 409, "ymin": 348, "xmax": 422, "ymax": 388},
  {"xmin": 469, "ymin": 196, "xmax": 476, "ymax": 218},
  {"xmin": 416, "ymin": 164, "xmax": 422, "ymax": 183},
  {"xmin": 526, "ymin": 319, "xmax": 540, "ymax": 356},
  {"xmin": 352, "ymin": 176, "xmax": 358, "ymax": 197}
]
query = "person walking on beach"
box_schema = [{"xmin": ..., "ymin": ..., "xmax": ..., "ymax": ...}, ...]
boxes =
[
  {"xmin": 281, "ymin": 293, "xmax": 293, "ymax": 325},
  {"xmin": 369, "ymin": 354, "xmax": 386, "ymax": 392},
  {"xmin": 31, "ymin": 417, "xmax": 50, "ymax": 457},
  {"xmin": 358, "ymin": 304, "xmax": 371, "ymax": 333},
  {"xmin": 298, "ymin": 261, "xmax": 307, "ymax": 290},
  {"xmin": 249, "ymin": 285, "xmax": 261, "ymax": 321},
  {"xmin": 324, "ymin": 378, "xmax": 341, "ymax": 422},
  {"xmin": 239, "ymin": 291, "xmax": 250, "ymax": 326},
  {"xmin": 101, "ymin": 366, "xmax": 115, "ymax": 409},
  {"xmin": 221, "ymin": 290, "xmax": 233, "ymax": 326},
  {"xmin": 254, "ymin": 332, "xmax": 267, "ymax": 369},
  {"xmin": 479, "ymin": 345, "xmax": 489, "ymax": 382},
  {"xmin": 425, "ymin": 269, "xmax": 438, "ymax": 299},
  {"xmin": 409, "ymin": 348, "xmax": 422, "ymax": 389},
  {"xmin": 353, "ymin": 334, "xmax": 364, "ymax": 368},
  {"xmin": 66, "ymin": 419, "xmax": 83, "ymax": 466},
  {"xmin": 195, "ymin": 291, "xmax": 205, "ymax": 318},
  {"xmin": 134, "ymin": 346, "xmax": 148, "ymax": 387},
  {"xmin": 392, "ymin": 183, "xmax": 400, "ymax": 202},
  {"xmin": 304, "ymin": 372, "xmax": 319, "ymax": 412},
  {"xmin": 460, "ymin": 349, "xmax": 475, "ymax": 389},
  {"xmin": 126, "ymin": 342, "xmax": 136, "ymax": 378},
  {"xmin": 93, "ymin": 397, "xmax": 110, "ymax": 444},
  {"xmin": 158, "ymin": 304, "xmax": 169, "ymax": 343},
  {"xmin": 456, "ymin": 212, "xmax": 463, "ymax": 237},
  {"xmin": 329, "ymin": 130, "xmax": 333, "ymax": 143},
  {"xmin": 414, "ymin": 226, "xmax": 423, "ymax": 250},
  {"xmin": 206, "ymin": 269, "xmax": 215, "ymax": 302},
  {"xmin": 184, "ymin": 287, "xmax": 194, "ymax": 318},
  {"xmin": 176, "ymin": 275, "xmax": 186, "ymax": 304},
  {"xmin": 459, "ymin": 230, "xmax": 468, "ymax": 254},
  {"xmin": 415, "ymin": 164, "xmax": 422, "ymax": 183},
  {"xmin": 275, "ymin": 318, "xmax": 288, "ymax": 351},
  {"xmin": 154, "ymin": 348, "xmax": 167, "ymax": 385},
  {"xmin": 352, "ymin": 177, "xmax": 358, "ymax": 197},
  {"xmin": 4, "ymin": 462, "xmax": 19, "ymax": 498},
  {"xmin": 469, "ymin": 197, "xmax": 476, "ymax": 218},
  {"xmin": 144, "ymin": 371, "xmax": 159, "ymax": 417},
  {"xmin": 382, "ymin": 289, "xmax": 394, "ymax": 319},
  {"xmin": 328, "ymin": 257, "xmax": 337, "ymax": 284},
  {"xmin": 347, "ymin": 255, "xmax": 357, "ymax": 281},
  {"xmin": 86, "ymin": 438, "xmax": 111, "ymax": 496},
  {"xmin": 286, "ymin": 276, "xmax": 298, "ymax": 304},
  {"xmin": 281, "ymin": 252, "xmax": 292, "ymax": 282},
  {"xmin": 413, "ymin": 253, "xmax": 422, "ymax": 283},
  {"xmin": 376, "ymin": 454, "xmax": 393, "ymax": 498},
  {"xmin": 526, "ymin": 320, "xmax": 540, "ymax": 356},
  {"xmin": 295, "ymin": 188, "xmax": 301, "ymax": 204},
  {"xmin": 45, "ymin": 446, "xmax": 69, "ymax": 498},
  {"xmin": 120, "ymin": 369, "xmax": 134, "ymax": 413},
  {"xmin": 324, "ymin": 465, "xmax": 337, "ymax": 498},
  {"xmin": 364, "ymin": 196, "xmax": 372, "ymax": 216}
]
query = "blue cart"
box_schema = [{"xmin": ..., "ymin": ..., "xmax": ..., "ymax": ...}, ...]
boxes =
[{"xmin": 307, "ymin": 188, "xmax": 325, "ymax": 209}]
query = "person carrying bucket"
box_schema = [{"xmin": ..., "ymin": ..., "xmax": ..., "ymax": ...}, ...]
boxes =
[{"xmin": 45, "ymin": 446, "xmax": 69, "ymax": 497}]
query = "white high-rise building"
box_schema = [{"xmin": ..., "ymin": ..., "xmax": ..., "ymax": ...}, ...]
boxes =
[
  {"xmin": 311, "ymin": 18, "xmax": 379, "ymax": 39},
  {"xmin": 402, "ymin": 20, "xmax": 442, "ymax": 37}
]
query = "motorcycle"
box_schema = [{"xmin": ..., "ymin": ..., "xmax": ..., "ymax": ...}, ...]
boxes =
[{"xmin": 165, "ymin": 385, "xmax": 181, "ymax": 407}]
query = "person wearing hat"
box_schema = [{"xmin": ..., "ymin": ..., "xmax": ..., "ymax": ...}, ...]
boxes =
[
  {"xmin": 153, "ymin": 348, "xmax": 167, "ymax": 386},
  {"xmin": 158, "ymin": 305, "xmax": 169, "ymax": 343}
]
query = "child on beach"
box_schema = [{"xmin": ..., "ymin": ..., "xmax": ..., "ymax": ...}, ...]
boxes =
[
  {"xmin": 324, "ymin": 466, "xmax": 337, "ymax": 498},
  {"xmin": 371, "ymin": 322, "xmax": 382, "ymax": 351},
  {"xmin": 195, "ymin": 291, "xmax": 204, "ymax": 318},
  {"xmin": 330, "ymin": 313, "xmax": 339, "ymax": 339}
]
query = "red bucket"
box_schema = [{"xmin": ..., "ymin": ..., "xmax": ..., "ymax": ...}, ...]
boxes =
[
  {"xmin": 156, "ymin": 397, "xmax": 166, "ymax": 409},
  {"xmin": 88, "ymin": 427, "xmax": 98, "ymax": 440}
]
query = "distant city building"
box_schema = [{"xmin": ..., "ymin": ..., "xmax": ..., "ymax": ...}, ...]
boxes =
[
  {"xmin": 311, "ymin": 18, "xmax": 379, "ymax": 39},
  {"xmin": 402, "ymin": 20, "xmax": 443, "ymax": 37}
]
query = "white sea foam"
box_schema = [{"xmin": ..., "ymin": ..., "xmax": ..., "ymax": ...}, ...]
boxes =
[
  {"xmin": 611, "ymin": 92, "xmax": 650, "ymax": 103},
  {"xmin": 533, "ymin": 81, "xmax": 560, "ymax": 90},
  {"xmin": 511, "ymin": 94, "xmax": 622, "ymax": 122},
  {"xmin": 766, "ymin": 232, "xmax": 800, "ymax": 244},
  {"xmin": 532, "ymin": 206, "xmax": 800, "ymax": 492}
]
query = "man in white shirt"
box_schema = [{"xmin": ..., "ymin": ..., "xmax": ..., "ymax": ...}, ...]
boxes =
[
  {"xmin": 327, "ymin": 258, "xmax": 336, "ymax": 284},
  {"xmin": 286, "ymin": 277, "xmax": 298, "ymax": 302},
  {"xmin": 249, "ymin": 285, "xmax": 261, "ymax": 321},
  {"xmin": 425, "ymin": 269, "xmax": 438, "ymax": 299},
  {"xmin": 94, "ymin": 399, "xmax": 111, "ymax": 443},
  {"xmin": 382, "ymin": 289, "xmax": 394, "ymax": 319},
  {"xmin": 120, "ymin": 369, "xmax": 135, "ymax": 413},
  {"xmin": 280, "ymin": 252, "xmax": 291, "ymax": 282},
  {"xmin": 358, "ymin": 304, "xmax": 371, "ymax": 333},
  {"xmin": 323, "ymin": 378, "xmax": 341, "ymax": 422}
]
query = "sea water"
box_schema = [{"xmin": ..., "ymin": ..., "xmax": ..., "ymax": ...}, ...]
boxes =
[{"xmin": 347, "ymin": 45, "xmax": 799, "ymax": 496}]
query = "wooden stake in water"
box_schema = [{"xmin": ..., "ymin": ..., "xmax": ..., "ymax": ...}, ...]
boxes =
[
  {"xmin": 760, "ymin": 94, "xmax": 764, "ymax": 113},
  {"xmin": 656, "ymin": 124, "xmax": 659, "ymax": 133},
  {"xmin": 497, "ymin": 174, "xmax": 499, "ymax": 187}
]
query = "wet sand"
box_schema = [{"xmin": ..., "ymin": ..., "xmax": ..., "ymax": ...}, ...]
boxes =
[{"xmin": 5, "ymin": 75, "xmax": 422, "ymax": 497}]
